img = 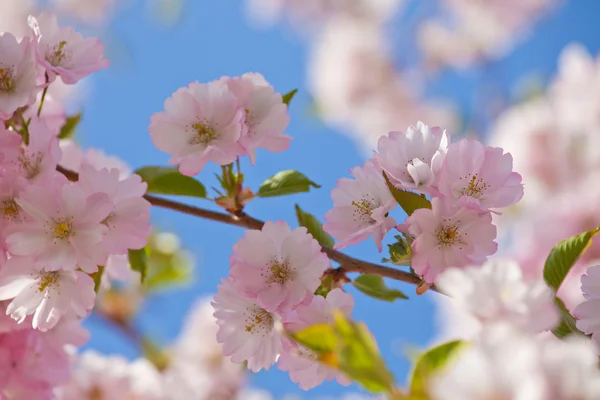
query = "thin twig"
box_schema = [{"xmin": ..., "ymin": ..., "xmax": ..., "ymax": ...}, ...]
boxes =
[{"xmin": 57, "ymin": 165, "xmax": 432, "ymax": 290}]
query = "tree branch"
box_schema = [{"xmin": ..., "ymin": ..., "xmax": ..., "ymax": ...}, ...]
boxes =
[{"xmin": 57, "ymin": 165, "xmax": 431, "ymax": 291}]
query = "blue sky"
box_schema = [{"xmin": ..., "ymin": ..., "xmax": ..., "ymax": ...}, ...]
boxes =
[{"xmin": 76, "ymin": 0, "xmax": 600, "ymax": 398}]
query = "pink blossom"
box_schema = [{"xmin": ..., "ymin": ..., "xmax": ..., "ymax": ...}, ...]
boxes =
[
  {"xmin": 437, "ymin": 139, "xmax": 523, "ymax": 211},
  {"xmin": 406, "ymin": 197, "xmax": 498, "ymax": 283},
  {"xmin": 324, "ymin": 160, "xmax": 397, "ymax": 252},
  {"xmin": 0, "ymin": 126, "xmax": 22, "ymax": 167},
  {"xmin": 0, "ymin": 256, "xmax": 95, "ymax": 331},
  {"xmin": 59, "ymin": 139, "xmax": 132, "ymax": 179},
  {"xmin": 223, "ymin": 73, "xmax": 291, "ymax": 164},
  {"xmin": 230, "ymin": 220, "xmax": 329, "ymax": 312},
  {"xmin": 0, "ymin": 173, "xmax": 29, "ymax": 231},
  {"xmin": 78, "ymin": 164, "xmax": 151, "ymax": 254},
  {"xmin": 28, "ymin": 13, "xmax": 109, "ymax": 84},
  {"xmin": 212, "ymin": 278, "xmax": 283, "ymax": 372},
  {"xmin": 374, "ymin": 121, "xmax": 449, "ymax": 193},
  {"xmin": 11, "ymin": 118, "xmax": 62, "ymax": 182},
  {"xmin": 0, "ymin": 33, "xmax": 39, "ymax": 120},
  {"xmin": 574, "ymin": 265, "xmax": 600, "ymax": 350},
  {"xmin": 7, "ymin": 175, "xmax": 112, "ymax": 272},
  {"xmin": 278, "ymin": 289, "xmax": 354, "ymax": 390},
  {"xmin": 149, "ymin": 80, "xmax": 246, "ymax": 176}
]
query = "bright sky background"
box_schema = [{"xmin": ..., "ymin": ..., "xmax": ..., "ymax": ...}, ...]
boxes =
[{"xmin": 76, "ymin": 1, "xmax": 600, "ymax": 398}]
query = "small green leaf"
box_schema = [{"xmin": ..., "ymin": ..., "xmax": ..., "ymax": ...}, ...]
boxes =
[
  {"xmin": 543, "ymin": 228, "xmax": 600, "ymax": 292},
  {"xmin": 314, "ymin": 273, "xmax": 334, "ymax": 297},
  {"xmin": 383, "ymin": 172, "xmax": 431, "ymax": 216},
  {"xmin": 92, "ymin": 265, "xmax": 105, "ymax": 293},
  {"xmin": 353, "ymin": 274, "xmax": 408, "ymax": 301},
  {"xmin": 552, "ymin": 297, "xmax": 585, "ymax": 339},
  {"xmin": 282, "ymin": 89, "xmax": 298, "ymax": 106},
  {"xmin": 409, "ymin": 340, "xmax": 466, "ymax": 396},
  {"xmin": 258, "ymin": 170, "xmax": 320, "ymax": 198},
  {"xmin": 128, "ymin": 248, "xmax": 148, "ymax": 283},
  {"xmin": 135, "ymin": 166, "xmax": 206, "ymax": 198},
  {"xmin": 58, "ymin": 113, "xmax": 82, "ymax": 139},
  {"xmin": 295, "ymin": 204, "xmax": 334, "ymax": 248},
  {"xmin": 290, "ymin": 324, "xmax": 338, "ymax": 353}
]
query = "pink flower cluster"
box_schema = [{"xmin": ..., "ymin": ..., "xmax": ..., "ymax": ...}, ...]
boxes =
[
  {"xmin": 324, "ymin": 121, "xmax": 524, "ymax": 284},
  {"xmin": 212, "ymin": 220, "xmax": 355, "ymax": 390},
  {"xmin": 149, "ymin": 72, "xmax": 292, "ymax": 176},
  {"xmin": 0, "ymin": 12, "xmax": 151, "ymax": 398}
]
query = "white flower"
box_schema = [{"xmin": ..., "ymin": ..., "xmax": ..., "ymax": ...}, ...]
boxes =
[
  {"xmin": 436, "ymin": 259, "xmax": 559, "ymax": 334},
  {"xmin": 574, "ymin": 265, "xmax": 600, "ymax": 349}
]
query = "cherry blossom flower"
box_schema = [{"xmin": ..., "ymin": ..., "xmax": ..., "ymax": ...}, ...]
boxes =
[
  {"xmin": 59, "ymin": 139, "xmax": 132, "ymax": 178},
  {"xmin": 7, "ymin": 175, "xmax": 112, "ymax": 272},
  {"xmin": 78, "ymin": 164, "xmax": 151, "ymax": 254},
  {"xmin": 223, "ymin": 73, "xmax": 292, "ymax": 164},
  {"xmin": 0, "ymin": 256, "xmax": 95, "ymax": 331},
  {"xmin": 11, "ymin": 117, "xmax": 62, "ymax": 182},
  {"xmin": 324, "ymin": 160, "xmax": 397, "ymax": 252},
  {"xmin": 437, "ymin": 138, "xmax": 523, "ymax": 212},
  {"xmin": 230, "ymin": 220, "xmax": 329, "ymax": 312},
  {"xmin": 574, "ymin": 265, "xmax": 600, "ymax": 349},
  {"xmin": 374, "ymin": 122, "xmax": 449, "ymax": 193},
  {"xmin": 54, "ymin": 351, "xmax": 165, "ymax": 400},
  {"xmin": 405, "ymin": 197, "xmax": 498, "ymax": 283},
  {"xmin": 0, "ymin": 32, "xmax": 39, "ymax": 120},
  {"xmin": 28, "ymin": 13, "xmax": 109, "ymax": 84},
  {"xmin": 436, "ymin": 260, "xmax": 559, "ymax": 334},
  {"xmin": 212, "ymin": 278, "xmax": 283, "ymax": 372},
  {"xmin": 149, "ymin": 80, "xmax": 246, "ymax": 176},
  {"xmin": 279, "ymin": 289, "xmax": 354, "ymax": 390},
  {"xmin": 0, "ymin": 173, "xmax": 29, "ymax": 230},
  {"xmin": 0, "ymin": 126, "xmax": 22, "ymax": 167}
]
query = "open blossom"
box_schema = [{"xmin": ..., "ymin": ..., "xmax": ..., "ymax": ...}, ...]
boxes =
[
  {"xmin": 223, "ymin": 73, "xmax": 291, "ymax": 164},
  {"xmin": 574, "ymin": 265, "xmax": 600, "ymax": 349},
  {"xmin": 374, "ymin": 122, "xmax": 449, "ymax": 193},
  {"xmin": 28, "ymin": 13, "xmax": 109, "ymax": 84},
  {"xmin": 78, "ymin": 164, "xmax": 151, "ymax": 254},
  {"xmin": 7, "ymin": 175, "xmax": 112, "ymax": 272},
  {"xmin": 149, "ymin": 80, "xmax": 246, "ymax": 176},
  {"xmin": 437, "ymin": 139, "xmax": 524, "ymax": 211},
  {"xmin": 436, "ymin": 260, "xmax": 559, "ymax": 334},
  {"xmin": 0, "ymin": 33, "xmax": 39, "ymax": 120},
  {"xmin": 279, "ymin": 289, "xmax": 354, "ymax": 390},
  {"xmin": 12, "ymin": 117, "xmax": 61, "ymax": 181},
  {"xmin": 230, "ymin": 220, "xmax": 328, "ymax": 312},
  {"xmin": 406, "ymin": 198, "xmax": 497, "ymax": 283},
  {"xmin": 0, "ymin": 257, "xmax": 95, "ymax": 331},
  {"xmin": 212, "ymin": 278, "xmax": 283, "ymax": 372},
  {"xmin": 324, "ymin": 160, "xmax": 397, "ymax": 252},
  {"xmin": 60, "ymin": 139, "xmax": 132, "ymax": 179},
  {"xmin": 0, "ymin": 173, "xmax": 29, "ymax": 230}
]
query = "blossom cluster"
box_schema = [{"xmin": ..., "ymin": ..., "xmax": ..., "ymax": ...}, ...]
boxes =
[
  {"xmin": 0, "ymin": 11, "xmax": 153, "ymax": 399},
  {"xmin": 149, "ymin": 72, "xmax": 292, "ymax": 175},
  {"xmin": 213, "ymin": 220, "xmax": 355, "ymax": 390},
  {"xmin": 324, "ymin": 121, "xmax": 522, "ymax": 284}
]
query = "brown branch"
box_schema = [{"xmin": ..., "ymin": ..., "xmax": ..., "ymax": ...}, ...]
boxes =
[{"xmin": 57, "ymin": 165, "xmax": 431, "ymax": 291}]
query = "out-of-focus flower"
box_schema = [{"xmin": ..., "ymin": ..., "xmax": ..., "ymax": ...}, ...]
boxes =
[
  {"xmin": 51, "ymin": 0, "xmax": 120, "ymax": 26},
  {"xmin": 574, "ymin": 265, "xmax": 600, "ymax": 350}
]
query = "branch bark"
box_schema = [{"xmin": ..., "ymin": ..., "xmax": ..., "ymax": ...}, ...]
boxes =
[{"xmin": 57, "ymin": 165, "xmax": 430, "ymax": 290}]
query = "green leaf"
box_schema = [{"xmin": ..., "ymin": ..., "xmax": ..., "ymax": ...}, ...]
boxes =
[
  {"xmin": 58, "ymin": 113, "xmax": 82, "ymax": 139},
  {"xmin": 543, "ymin": 228, "xmax": 600, "ymax": 292},
  {"xmin": 144, "ymin": 248, "xmax": 193, "ymax": 292},
  {"xmin": 383, "ymin": 172, "xmax": 431, "ymax": 216},
  {"xmin": 257, "ymin": 170, "xmax": 320, "ymax": 198},
  {"xmin": 134, "ymin": 166, "xmax": 206, "ymax": 198},
  {"xmin": 291, "ymin": 324, "xmax": 338, "ymax": 353},
  {"xmin": 92, "ymin": 265, "xmax": 105, "ymax": 294},
  {"xmin": 552, "ymin": 297, "xmax": 585, "ymax": 339},
  {"xmin": 295, "ymin": 204, "xmax": 334, "ymax": 248},
  {"xmin": 128, "ymin": 248, "xmax": 148, "ymax": 283},
  {"xmin": 282, "ymin": 89, "xmax": 298, "ymax": 106},
  {"xmin": 409, "ymin": 340, "xmax": 466, "ymax": 396},
  {"xmin": 315, "ymin": 274, "xmax": 335, "ymax": 297},
  {"xmin": 353, "ymin": 274, "xmax": 408, "ymax": 301}
]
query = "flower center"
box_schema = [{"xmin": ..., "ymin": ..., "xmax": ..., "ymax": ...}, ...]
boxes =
[
  {"xmin": 351, "ymin": 195, "xmax": 377, "ymax": 224},
  {"xmin": 436, "ymin": 224, "xmax": 465, "ymax": 248},
  {"xmin": 18, "ymin": 153, "xmax": 43, "ymax": 180},
  {"xmin": 48, "ymin": 41, "xmax": 69, "ymax": 66},
  {"xmin": 269, "ymin": 262, "xmax": 290, "ymax": 284},
  {"xmin": 460, "ymin": 174, "xmax": 489, "ymax": 199},
  {"xmin": 0, "ymin": 68, "xmax": 15, "ymax": 93},
  {"xmin": 190, "ymin": 121, "xmax": 217, "ymax": 145},
  {"xmin": 1, "ymin": 199, "xmax": 19, "ymax": 220},
  {"xmin": 37, "ymin": 271, "xmax": 59, "ymax": 292},
  {"xmin": 101, "ymin": 212, "xmax": 116, "ymax": 228},
  {"xmin": 50, "ymin": 218, "xmax": 74, "ymax": 240},
  {"xmin": 244, "ymin": 307, "xmax": 274, "ymax": 335}
]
